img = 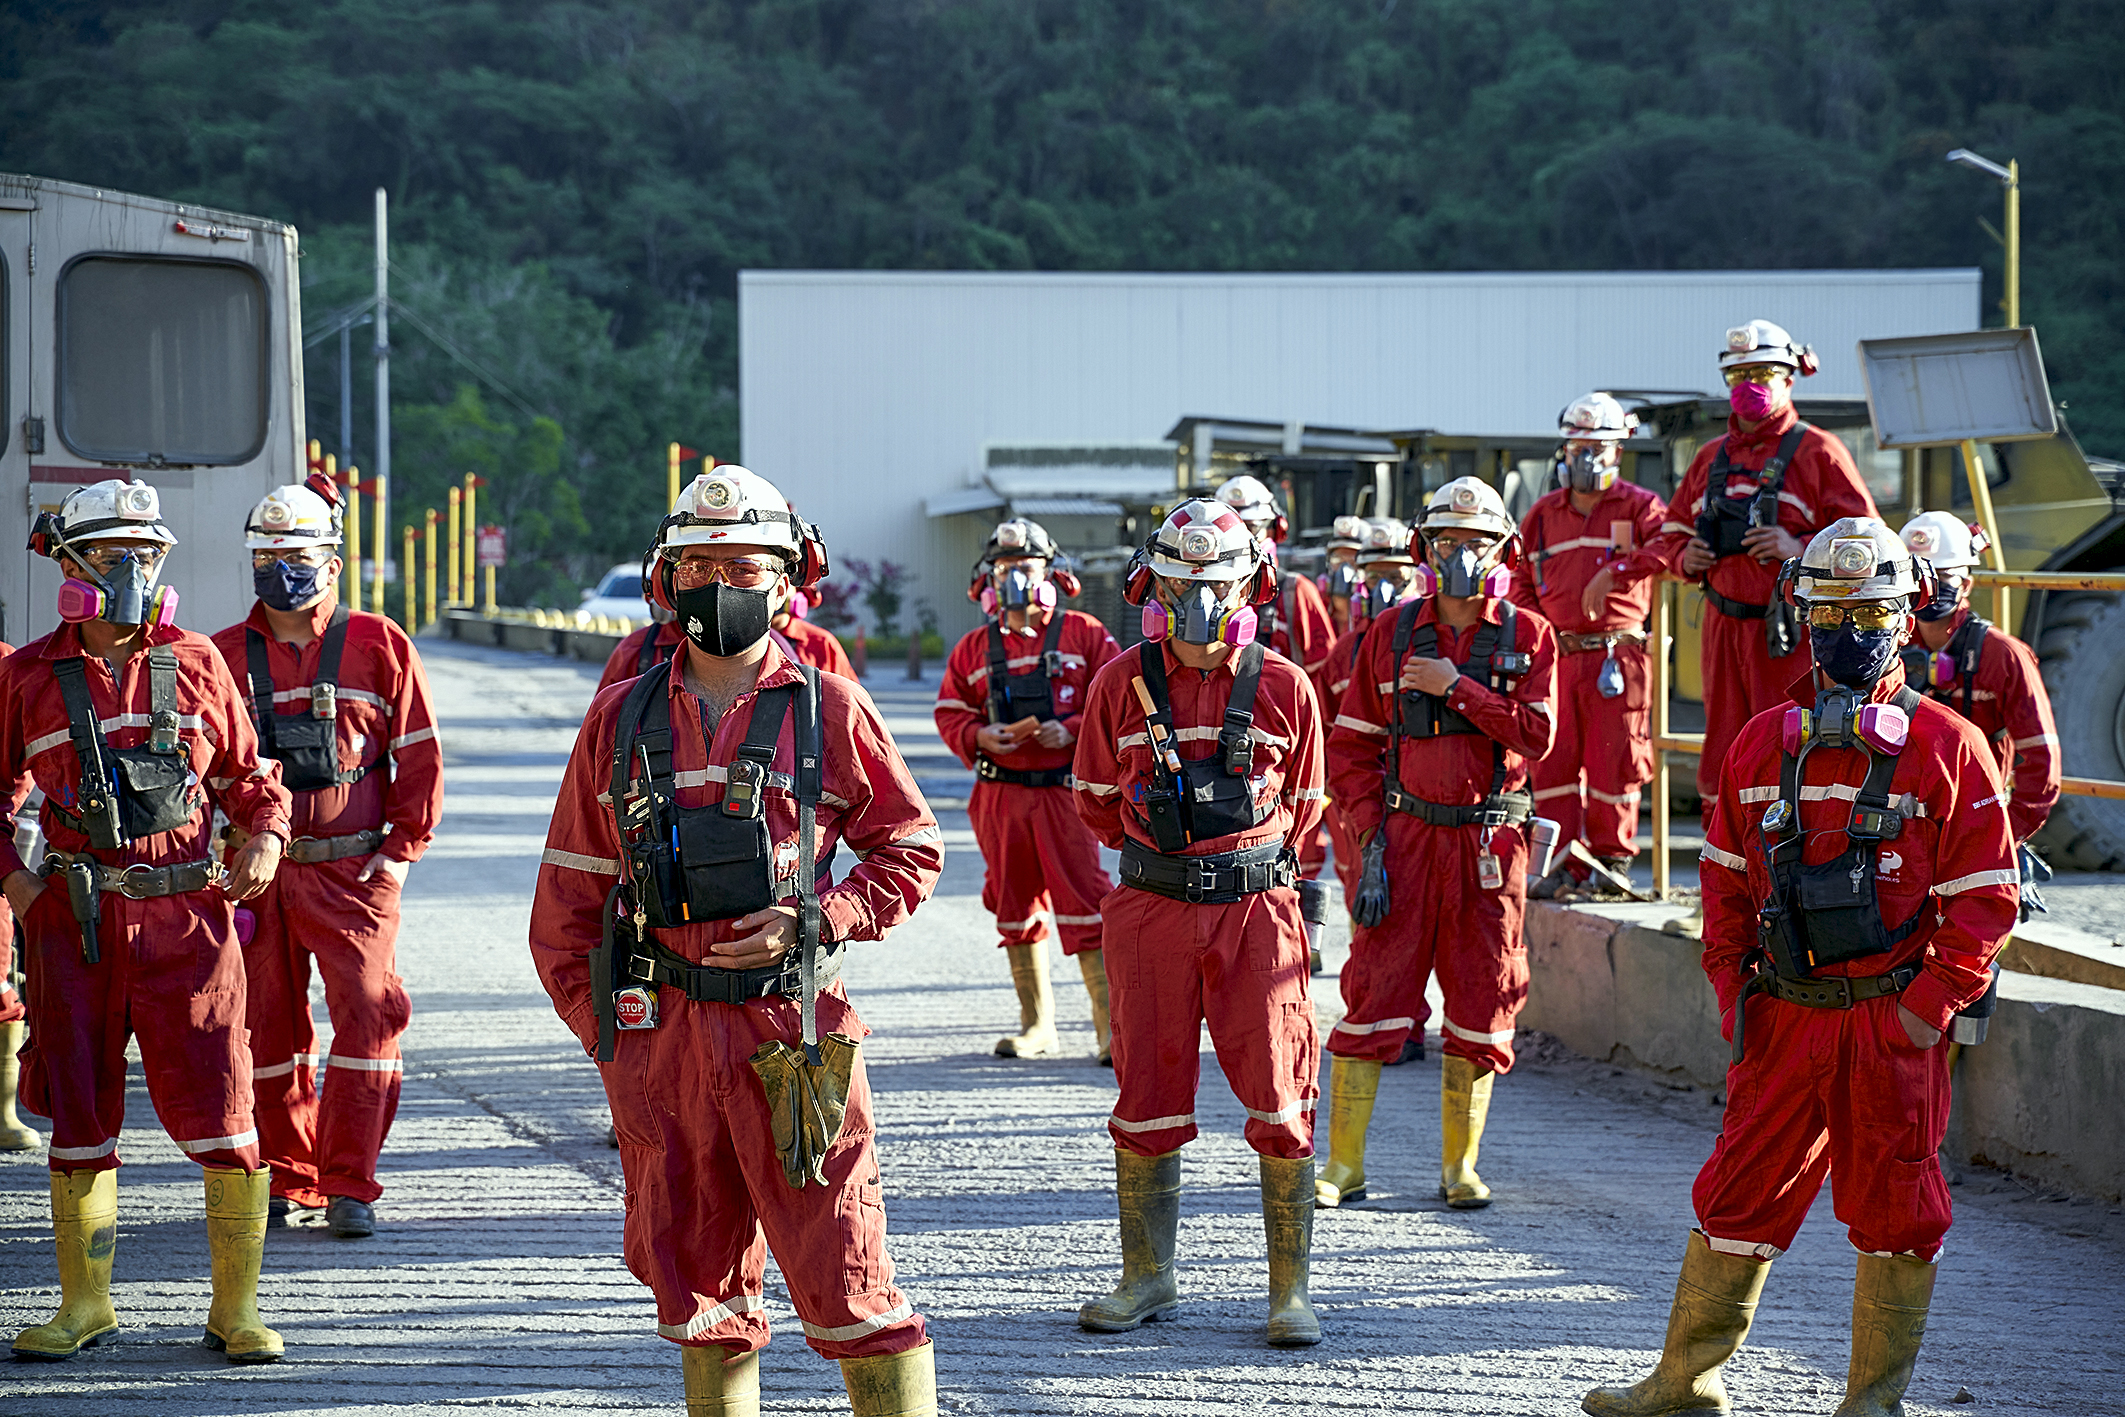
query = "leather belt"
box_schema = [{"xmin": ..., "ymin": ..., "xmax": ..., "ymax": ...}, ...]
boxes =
[
  {"xmin": 629, "ymin": 939, "xmax": 838, "ymax": 1004},
  {"xmin": 976, "ymin": 757, "xmax": 1073, "ymax": 789},
  {"xmin": 1559, "ymin": 631, "xmax": 1648, "ymax": 654},
  {"xmin": 40, "ymin": 852, "xmax": 220, "ymax": 898},
  {"xmin": 1757, "ymin": 964, "xmax": 1918, "ymax": 1010},
  {"xmin": 287, "ymin": 830, "xmax": 385, "ymax": 864},
  {"xmin": 1119, "ymin": 840, "xmax": 1293, "ymax": 904},
  {"xmin": 1702, "ymin": 585, "xmax": 1769, "ymax": 620},
  {"xmin": 1384, "ymin": 786, "xmax": 1532, "ymax": 829}
]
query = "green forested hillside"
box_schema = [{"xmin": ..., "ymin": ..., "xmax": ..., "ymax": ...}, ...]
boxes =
[{"xmin": 5, "ymin": 0, "xmax": 2119, "ymax": 602}]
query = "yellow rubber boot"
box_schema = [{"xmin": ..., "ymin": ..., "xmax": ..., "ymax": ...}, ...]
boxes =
[
  {"xmin": 202, "ymin": 1167, "xmax": 284, "ymax": 1363},
  {"xmin": 1078, "ymin": 951, "xmax": 1113, "ymax": 1066},
  {"xmin": 12, "ymin": 1169, "xmax": 118, "ymax": 1360},
  {"xmin": 1315, "ymin": 1056, "xmax": 1380, "ymax": 1207},
  {"xmin": 1834, "ymin": 1253, "xmax": 1938, "ymax": 1417},
  {"xmin": 1581, "ymin": 1231, "xmax": 1771, "ymax": 1416},
  {"xmin": 994, "ymin": 941, "xmax": 1058, "ymax": 1057},
  {"xmin": 1078, "ymin": 1149, "xmax": 1181, "ymax": 1331},
  {"xmin": 840, "ymin": 1339, "xmax": 937, "ymax": 1416},
  {"xmin": 1260, "ymin": 1155, "xmax": 1322, "ymax": 1347},
  {"xmin": 1440, "ymin": 1055, "xmax": 1494, "ymax": 1208},
  {"xmin": 682, "ymin": 1343, "xmax": 761, "ymax": 1416},
  {"xmin": 0, "ymin": 1019, "xmax": 44, "ymax": 1150}
]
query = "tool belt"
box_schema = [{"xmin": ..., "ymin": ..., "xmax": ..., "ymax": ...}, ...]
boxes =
[
  {"xmin": 627, "ymin": 937, "xmax": 837, "ymax": 1005},
  {"xmin": 1383, "ymin": 786, "xmax": 1532, "ymax": 829},
  {"xmin": 975, "ymin": 756, "xmax": 1073, "ymax": 789},
  {"xmin": 1119, "ymin": 839, "xmax": 1293, "ymax": 904},
  {"xmin": 40, "ymin": 851, "xmax": 221, "ymax": 898},
  {"xmin": 1750, "ymin": 963, "xmax": 1916, "ymax": 1010},
  {"xmin": 226, "ymin": 823, "xmax": 381, "ymax": 864},
  {"xmin": 1559, "ymin": 630, "xmax": 1648, "ymax": 654}
]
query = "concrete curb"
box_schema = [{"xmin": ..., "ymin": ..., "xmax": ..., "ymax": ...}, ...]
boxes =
[{"xmin": 1521, "ymin": 900, "xmax": 2125, "ymax": 1203}]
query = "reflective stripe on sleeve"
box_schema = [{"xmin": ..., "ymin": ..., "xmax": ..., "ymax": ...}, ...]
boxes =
[
  {"xmin": 1334, "ymin": 714, "xmax": 1388, "ymax": 736},
  {"xmin": 1933, "ymin": 869, "xmax": 2018, "ymax": 896},
  {"xmin": 1735, "ymin": 785, "xmax": 1780, "ymax": 804},
  {"xmin": 1531, "ymin": 784, "xmax": 1579, "ymax": 802},
  {"xmin": 1075, "ymin": 779, "xmax": 1119, "ymax": 796},
  {"xmin": 1587, "ymin": 786, "xmax": 1641, "ymax": 806},
  {"xmin": 542, "ymin": 847, "xmax": 621, "ymax": 875},
  {"xmin": 1700, "ymin": 843, "xmax": 1749, "ymax": 872},
  {"xmin": 391, "ymin": 726, "xmax": 439, "ymax": 752},
  {"xmin": 2012, "ymin": 733, "xmax": 2058, "ymax": 749}
]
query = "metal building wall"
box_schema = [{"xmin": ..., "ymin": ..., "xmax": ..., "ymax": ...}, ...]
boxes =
[{"xmin": 740, "ymin": 269, "xmax": 1979, "ymax": 640}]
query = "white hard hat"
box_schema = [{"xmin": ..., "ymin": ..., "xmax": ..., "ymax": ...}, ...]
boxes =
[
  {"xmin": 246, "ymin": 482, "xmax": 343, "ymax": 549},
  {"xmin": 661, "ymin": 466, "xmax": 804, "ymax": 554},
  {"xmin": 1214, "ymin": 474, "xmax": 1280, "ymax": 524},
  {"xmin": 1899, "ymin": 511, "xmax": 1987, "ymax": 572},
  {"xmin": 1795, "ymin": 517, "xmax": 1923, "ymax": 602},
  {"xmin": 49, "ymin": 479, "xmax": 177, "ymax": 550},
  {"xmin": 1143, "ymin": 499, "xmax": 1263, "ymax": 581},
  {"xmin": 1418, "ymin": 477, "xmax": 1514, "ymax": 539},
  {"xmin": 1558, "ymin": 392, "xmax": 1639, "ymax": 442},
  {"xmin": 1355, "ymin": 518, "xmax": 1414, "ymax": 565},
  {"xmin": 982, "ymin": 518, "xmax": 1059, "ymax": 563},
  {"xmin": 1326, "ymin": 515, "xmax": 1369, "ymax": 552},
  {"xmin": 1720, "ymin": 318, "xmax": 1818, "ymax": 375}
]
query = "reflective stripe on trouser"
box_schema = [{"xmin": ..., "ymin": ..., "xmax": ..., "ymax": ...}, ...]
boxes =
[
  {"xmin": 15, "ymin": 883, "xmax": 261, "ymax": 1173},
  {"xmin": 1529, "ymin": 645, "xmax": 1654, "ymax": 862},
  {"xmin": 1694, "ymin": 992, "xmax": 1953, "ymax": 1261},
  {"xmin": 603, "ymin": 985, "xmax": 926, "ymax": 1361},
  {"xmin": 1698, "ymin": 605, "xmax": 1808, "ymax": 799},
  {"xmin": 969, "ymin": 778, "xmax": 1114, "ymax": 955},
  {"xmin": 1100, "ymin": 879, "xmax": 1318, "ymax": 1160},
  {"xmin": 1329, "ymin": 813, "xmax": 1529, "ymax": 1074},
  {"xmin": 245, "ymin": 857, "xmax": 411, "ymax": 1206}
]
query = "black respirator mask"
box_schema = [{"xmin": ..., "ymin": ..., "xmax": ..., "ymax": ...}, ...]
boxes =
[
  {"xmin": 1326, "ymin": 562, "xmax": 1362, "ymax": 600},
  {"xmin": 1913, "ymin": 570, "xmax": 1966, "ymax": 624},
  {"xmin": 998, "ymin": 567, "xmax": 1035, "ymax": 610},
  {"xmin": 1363, "ymin": 577, "xmax": 1403, "ymax": 620},
  {"xmin": 1556, "ymin": 446, "xmax": 1617, "ymax": 493},
  {"xmin": 1808, "ymin": 615, "xmax": 1905, "ymax": 690},
  {"xmin": 253, "ymin": 557, "xmax": 328, "ymax": 613},
  {"xmin": 675, "ymin": 582, "xmax": 774, "ymax": 657}
]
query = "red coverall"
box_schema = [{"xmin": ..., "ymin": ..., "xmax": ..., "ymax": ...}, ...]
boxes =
[
  {"xmin": 1326, "ymin": 599, "xmax": 1559, "ymax": 1073},
  {"xmin": 1318, "ymin": 626, "xmax": 1365, "ymax": 901},
  {"xmin": 1262, "ymin": 572, "xmax": 1335, "ymax": 879},
  {"xmin": 1, "ymin": 642, "xmax": 21, "ymax": 1028},
  {"xmin": 208, "ymin": 603, "xmax": 443, "ymax": 1208},
  {"xmin": 1070, "ymin": 642, "xmax": 1325, "ymax": 1159},
  {"xmin": 1647, "ymin": 407, "xmax": 1877, "ymax": 796},
  {"xmin": 1511, "ymin": 480, "xmax": 1669, "ymax": 863},
  {"xmin": 0, "ymin": 624, "xmax": 292, "ymax": 1173},
  {"xmin": 1912, "ymin": 607, "xmax": 2060, "ymax": 841},
  {"xmin": 935, "ymin": 608, "xmax": 1120, "ymax": 955},
  {"xmin": 531, "ymin": 640, "xmax": 942, "ymax": 1359},
  {"xmin": 600, "ymin": 620, "xmax": 854, "ymax": 696},
  {"xmin": 779, "ymin": 616, "xmax": 857, "ymax": 679},
  {"xmin": 1694, "ymin": 668, "xmax": 2016, "ymax": 1259}
]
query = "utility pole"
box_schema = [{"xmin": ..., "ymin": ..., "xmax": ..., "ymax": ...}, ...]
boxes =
[
  {"xmin": 339, "ymin": 321, "xmax": 354, "ymax": 473},
  {"xmin": 374, "ymin": 187, "xmax": 391, "ymax": 610}
]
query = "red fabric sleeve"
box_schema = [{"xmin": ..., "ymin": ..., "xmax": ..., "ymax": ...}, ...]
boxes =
[
  {"xmin": 1436, "ymin": 613, "xmax": 1558, "ymax": 762},
  {"xmin": 1990, "ymin": 631, "xmax": 2061, "ymax": 842},
  {"xmin": 1612, "ymin": 485, "xmax": 1674, "ymax": 586},
  {"xmin": 933, "ymin": 629, "xmax": 989, "ymax": 769},
  {"xmin": 378, "ymin": 623, "xmax": 443, "ymax": 863}
]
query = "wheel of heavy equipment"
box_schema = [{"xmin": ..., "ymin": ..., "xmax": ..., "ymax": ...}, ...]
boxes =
[{"xmin": 2032, "ymin": 591, "xmax": 2125, "ymax": 870}]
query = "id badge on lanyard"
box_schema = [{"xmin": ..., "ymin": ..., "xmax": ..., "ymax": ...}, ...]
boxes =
[{"xmin": 1477, "ymin": 825, "xmax": 1503, "ymax": 891}]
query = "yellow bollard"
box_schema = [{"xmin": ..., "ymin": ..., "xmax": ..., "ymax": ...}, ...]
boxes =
[
  {"xmin": 447, "ymin": 486, "xmax": 462, "ymax": 606},
  {"xmin": 484, "ymin": 564, "xmax": 497, "ymax": 617},
  {"xmin": 344, "ymin": 464, "xmax": 362, "ymax": 610},
  {"xmin": 463, "ymin": 474, "xmax": 477, "ymax": 603},
  {"xmin": 372, "ymin": 473, "xmax": 389, "ymax": 614},
  {"xmin": 402, "ymin": 526, "xmax": 416, "ymax": 627},
  {"xmin": 424, "ymin": 508, "xmax": 439, "ymax": 629}
]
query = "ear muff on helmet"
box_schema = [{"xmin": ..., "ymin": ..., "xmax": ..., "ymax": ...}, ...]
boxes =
[
  {"xmin": 27, "ymin": 510, "xmax": 61, "ymax": 560},
  {"xmin": 645, "ymin": 546, "xmax": 675, "ymax": 613},
  {"xmin": 1268, "ymin": 512, "xmax": 1290, "ymax": 543},
  {"xmin": 785, "ymin": 516, "xmax": 829, "ymax": 590},
  {"xmin": 1122, "ymin": 549, "xmax": 1157, "ymax": 607},
  {"xmin": 1052, "ymin": 567, "xmax": 1082, "ymax": 599},
  {"xmin": 1245, "ymin": 558, "xmax": 1279, "ymax": 606}
]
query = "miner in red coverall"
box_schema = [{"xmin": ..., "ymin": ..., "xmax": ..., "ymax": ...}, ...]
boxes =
[
  {"xmin": 1318, "ymin": 478, "xmax": 1558, "ymax": 1213},
  {"xmin": 531, "ymin": 466, "xmax": 942, "ymax": 1416},
  {"xmin": 1318, "ymin": 521, "xmax": 1418, "ymax": 907},
  {"xmin": 1899, "ymin": 514, "xmax": 2061, "ymax": 905},
  {"xmin": 0, "ymin": 654, "xmax": 38, "ymax": 1152},
  {"xmin": 209, "ymin": 480, "xmax": 443, "ymax": 1240},
  {"xmin": 1646, "ymin": 321, "xmax": 1879, "ymax": 802},
  {"xmin": 935, "ymin": 519, "xmax": 1121, "ymax": 1062},
  {"xmin": 1514, "ymin": 393, "xmax": 1671, "ymax": 897},
  {"xmin": 2, "ymin": 479, "xmax": 292, "ymax": 1364},
  {"xmin": 1318, "ymin": 515, "xmax": 1370, "ymax": 637},
  {"xmin": 1585, "ymin": 518, "xmax": 2017, "ymax": 1417},
  {"xmin": 1072, "ymin": 499, "xmax": 1327, "ymax": 1349},
  {"xmin": 1217, "ymin": 475, "xmax": 1335, "ymax": 884}
]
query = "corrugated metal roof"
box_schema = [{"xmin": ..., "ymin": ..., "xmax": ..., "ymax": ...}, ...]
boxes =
[
  {"xmin": 1009, "ymin": 497, "xmax": 1125, "ymax": 517},
  {"xmin": 742, "ymin": 269, "xmax": 1980, "ymax": 638}
]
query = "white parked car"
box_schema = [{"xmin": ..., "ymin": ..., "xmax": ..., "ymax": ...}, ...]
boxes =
[{"xmin": 577, "ymin": 563, "xmax": 650, "ymax": 624}]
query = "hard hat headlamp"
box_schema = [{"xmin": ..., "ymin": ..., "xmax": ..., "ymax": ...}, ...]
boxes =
[
  {"xmin": 117, "ymin": 484, "xmax": 160, "ymax": 519},
  {"xmin": 1178, "ymin": 526, "xmax": 1220, "ymax": 562},
  {"xmin": 700, "ymin": 479, "xmax": 737, "ymax": 511},
  {"xmin": 996, "ymin": 522, "xmax": 1028, "ymax": 550},
  {"xmin": 1830, "ymin": 539, "xmax": 1878, "ymax": 578}
]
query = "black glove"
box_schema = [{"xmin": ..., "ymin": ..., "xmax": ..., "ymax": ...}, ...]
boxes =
[
  {"xmin": 2017, "ymin": 843, "xmax": 2051, "ymax": 922},
  {"xmin": 1353, "ymin": 833, "xmax": 1390, "ymax": 929}
]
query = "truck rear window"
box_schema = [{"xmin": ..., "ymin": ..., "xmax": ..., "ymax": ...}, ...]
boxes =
[{"xmin": 59, "ymin": 256, "xmax": 267, "ymax": 464}]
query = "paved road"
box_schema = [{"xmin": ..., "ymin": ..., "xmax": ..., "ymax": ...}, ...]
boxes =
[{"xmin": 3, "ymin": 639, "xmax": 2120, "ymax": 1415}]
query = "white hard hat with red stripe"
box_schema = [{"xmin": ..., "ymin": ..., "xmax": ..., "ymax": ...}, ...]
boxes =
[
  {"xmin": 1143, "ymin": 499, "xmax": 1262, "ymax": 580},
  {"xmin": 1898, "ymin": 511, "xmax": 1987, "ymax": 572}
]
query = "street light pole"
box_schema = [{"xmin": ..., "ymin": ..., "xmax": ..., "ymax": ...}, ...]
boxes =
[{"xmin": 1946, "ymin": 148, "xmax": 2020, "ymax": 327}]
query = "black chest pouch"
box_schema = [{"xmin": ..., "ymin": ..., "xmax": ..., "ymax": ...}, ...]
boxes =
[
  {"xmin": 246, "ymin": 612, "xmax": 373, "ymax": 794},
  {"xmin": 1134, "ymin": 640, "xmax": 1269, "ymax": 854},
  {"xmin": 615, "ymin": 665, "xmax": 797, "ymax": 929},
  {"xmin": 1696, "ymin": 426, "xmax": 1807, "ymax": 561},
  {"xmin": 1391, "ymin": 602, "xmax": 1527, "ymax": 739},
  {"xmin": 52, "ymin": 649, "xmax": 200, "ymax": 849},
  {"xmin": 986, "ymin": 617, "xmax": 1064, "ymax": 725}
]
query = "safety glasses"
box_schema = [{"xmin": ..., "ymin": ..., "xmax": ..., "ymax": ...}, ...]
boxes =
[
  {"xmin": 73, "ymin": 544, "xmax": 166, "ymax": 573},
  {"xmin": 1425, "ymin": 532, "xmax": 1500, "ymax": 557},
  {"xmin": 667, "ymin": 552, "xmax": 783, "ymax": 590},
  {"xmin": 1807, "ymin": 602, "xmax": 1904, "ymax": 632},
  {"xmin": 249, "ymin": 548, "xmax": 335, "ymax": 569},
  {"xmin": 1722, "ymin": 365, "xmax": 1789, "ymax": 388}
]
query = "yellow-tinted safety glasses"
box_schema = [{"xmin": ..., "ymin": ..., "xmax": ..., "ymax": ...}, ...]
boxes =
[{"xmin": 1807, "ymin": 602, "xmax": 1903, "ymax": 631}]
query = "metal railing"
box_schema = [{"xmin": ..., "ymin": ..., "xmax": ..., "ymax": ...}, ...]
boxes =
[{"xmin": 1647, "ymin": 569, "xmax": 2125, "ymax": 897}]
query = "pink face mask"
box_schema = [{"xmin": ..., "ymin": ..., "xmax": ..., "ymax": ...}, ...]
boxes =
[{"xmin": 1730, "ymin": 381, "xmax": 1781, "ymax": 421}]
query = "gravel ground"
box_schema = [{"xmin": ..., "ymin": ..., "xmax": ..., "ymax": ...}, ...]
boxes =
[{"xmin": 2, "ymin": 639, "xmax": 2118, "ymax": 1415}]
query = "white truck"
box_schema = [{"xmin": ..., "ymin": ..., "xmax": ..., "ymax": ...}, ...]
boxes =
[{"xmin": 0, "ymin": 172, "xmax": 307, "ymax": 645}]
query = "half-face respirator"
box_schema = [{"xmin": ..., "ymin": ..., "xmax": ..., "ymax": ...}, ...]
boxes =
[
  {"xmin": 979, "ymin": 565, "xmax": 1058, "ymax": 619},
  {"xmin": 58, "ymin": 555, "xmax": 178, "ymax": 628},
  {"xmin": 1415, "ymin": 541, "xmax": 1511, "ymax": 599},
  {"xmin": 1554, "ymin": 445, "xmax": 1619, "ymax": 494},
  {"xmin": 1141, "ymin": 582, "xmax": 1258, "ymax": 648},
  {"xmin": 1782, "ymin": 684, "xmax": 1911, "ymax": 758}
]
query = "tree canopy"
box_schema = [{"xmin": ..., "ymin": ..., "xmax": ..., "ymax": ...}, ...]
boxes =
[{"xmin": 5, "ymin": 0, "xmax": 2119, "ymax": 602}]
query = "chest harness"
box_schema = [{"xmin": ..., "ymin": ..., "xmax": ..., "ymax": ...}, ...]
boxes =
[
  {"xmin": 245, "ymin": 608, "xmax": 380, "ymax": 795},
  {"xmin": 976, "ymin": 614, "xmax": 1072, "ymax": 789},
  {"xmin": 1121, "ymin": 639, "xmax": 1293, "ymax": 904},
  {"xmin": 1695, "ymin": 425, "xmax": 1807, "ymax": 656},
  {"xmin": 1383, "ymin": 599, "xmax": 1534, "ymax": 830},
  {"xmin": 39, "ymin": 648, "xmax": 213, "ymax": 963},
  {"xmin": 1901, "ymin": 613, "xmax": 1990, "ymax": 721},
  {"xmin": 1734, "ymin": 685, "xmax": 1928, "ymax": 1062},
  {"xmin": 590, "ymin": 659, "xmax": 833, "ymax": 1061}
]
